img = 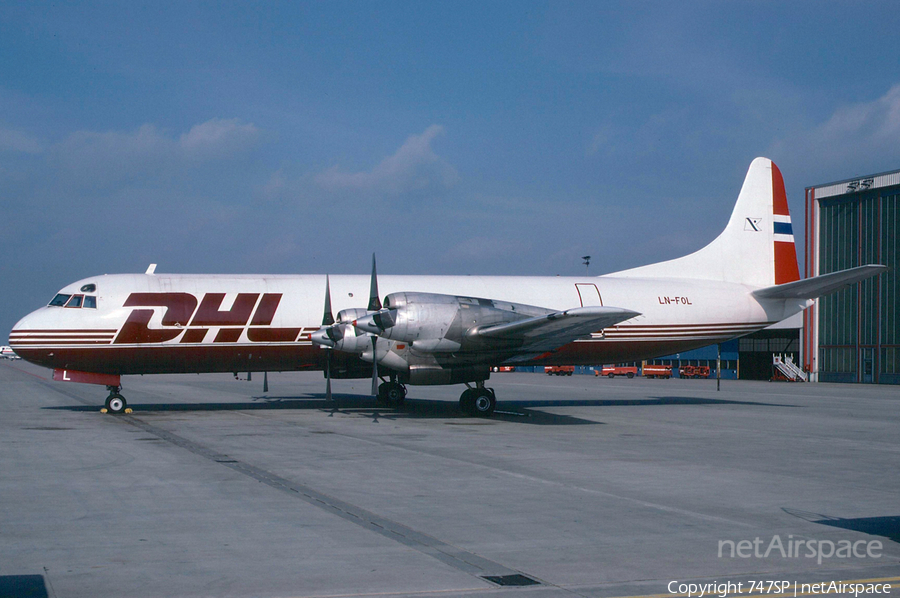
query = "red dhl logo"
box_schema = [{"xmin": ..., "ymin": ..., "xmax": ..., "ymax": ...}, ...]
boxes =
[{"xmin": 115, "ymin": 292, "xmax": 306, "ymax": 344}]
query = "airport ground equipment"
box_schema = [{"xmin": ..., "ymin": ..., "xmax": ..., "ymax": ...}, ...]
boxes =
[
  {"xmin": 679, "ymin": 365, "xmax": 710, "ymax": 378},
  {"xmin": 600, "ymin": 365, "xmax": 637, "ymax": 378},
  {"xmin": 642, "ymin": 364, "xmax": 672, "ymax": 378},
  {"xmin": 545, "ymin": 366, "xmax": 574, "ymax": 376},
  {"xmin": 772, "ymin": 354, "xmax": 805, "ymax": 382}
]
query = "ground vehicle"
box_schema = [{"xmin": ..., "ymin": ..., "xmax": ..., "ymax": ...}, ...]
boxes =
[
  {"xmin": 679, "ymin": 365, "xmax": 710, "ymax": 379},
  {"xmin": 545, "ymin": 365, "xmax": 574, "ymax": 376},
  {"xmin": 599, "ymin": 365, "xmax": 637, "ymax": 378},
  {"xmin": 491, "ymin": 366, "xmax": 515, "ymax": 372},
  {"xmin": 642, "ymin": 364, "xmax": 672, "ymax": 378}
]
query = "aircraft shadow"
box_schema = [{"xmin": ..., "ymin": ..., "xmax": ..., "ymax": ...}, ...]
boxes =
[
  {"xmin": 783, "ymin": 508, "xmax": 900, "ymax": 544},
  {"xmin": 45, "ymin": 393, "xmax": 791, "ymax": 426},
  {"xmin": 0, "ymin": 575, "xmax": 49, "ymax": 598},
  {"xmin": 46, "ymin": 395, "xmax": 598, "ymax": 425},
  {"xmin": 502, "ymin": 396, "xmax": 795, "ymax": 409}
]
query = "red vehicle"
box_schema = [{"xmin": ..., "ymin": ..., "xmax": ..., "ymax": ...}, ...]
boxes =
[
  {"xmin": 491, "ymin": 366, "xmax": 516, "ymax": 372},
  {"xmin": 598, "ymin": 365, "xmax": 637, "ymax": 378},
  {"xmin": 643, "ymin": 364, "xmax": 672, "ymax": 379},
  {"xmin": 544, "ymin": 365, "xmax": 574, "ymax": 376},
  {"xmin": 679, "ymin": 365, "xmax": 710, "ymax": 379}
]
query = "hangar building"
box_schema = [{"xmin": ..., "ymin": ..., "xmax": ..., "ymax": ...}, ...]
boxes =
[{"xmin": 803, "ymin": 168, "xmax": 899, "ymax": 384}]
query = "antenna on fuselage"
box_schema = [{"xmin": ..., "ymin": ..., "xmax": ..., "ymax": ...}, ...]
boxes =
[{"xmin": 146, "ymin": 264, "xmax": 157, "ymax": 275}]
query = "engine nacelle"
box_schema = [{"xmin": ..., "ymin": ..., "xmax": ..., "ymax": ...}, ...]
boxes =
[
  {"xmin": 353, "ymin": 292, "xmax": 551, "ymax": 352},
  {"xmin": 330, "ymin": 308, "xmax": 373, "ymax": 353},
  {"xmin": 311, "ymin": 308, "xmax": 377, "ymax": 353}
]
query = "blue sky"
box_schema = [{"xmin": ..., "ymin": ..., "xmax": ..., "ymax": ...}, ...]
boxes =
[{"xmin": 3, "ymin": 1, "xmax": 900, "ymax": 338}]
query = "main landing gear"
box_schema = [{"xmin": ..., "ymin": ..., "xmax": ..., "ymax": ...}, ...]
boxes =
[
  {"xmin": 459, "ymin": 382, "xmax": 496, "ymax": 417},
  {"xmin": 104, "ymin": 385, "xmax": 128, "ymax": 414},
  {"xmin": 377, "ymin": 379, "xmax": 407, "ymax": 406}
]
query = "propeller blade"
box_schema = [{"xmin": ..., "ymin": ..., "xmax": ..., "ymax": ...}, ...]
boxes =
[
  {"xmin": 323, "ymin": 274, "xmax": 335, "ymax": 326},
  {"xmin": 367, "ymin": 254, "xmax": 382, "ymax": 311},
  {"xmin": 370, "ymin": 336, "xmax": 379, "ymax": 396},
  {"xmin": 323, "ymin": 276, "xmax": 335, "ymax": 401},
  {"xmin": 326, "ymin": 353, "xmax": 333, "ymax": 401}
]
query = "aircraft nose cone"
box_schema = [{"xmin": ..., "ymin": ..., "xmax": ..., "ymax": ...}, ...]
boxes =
[
  {"xmin": 8, "ymin": 307, "xmax": 52, "ymax": 364},
  {"xmin": 10, "ymin": 308, "xmax": 43, "ymax": 337}
]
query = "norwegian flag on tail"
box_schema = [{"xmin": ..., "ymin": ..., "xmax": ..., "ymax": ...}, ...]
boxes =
[{"xmin": 771, "ymin": 163, "xmax": 800, "ymax": 285}]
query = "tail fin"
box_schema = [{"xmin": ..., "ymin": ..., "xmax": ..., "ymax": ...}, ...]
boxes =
[{"xmin": 612, "ymin": 157, "xmax": 800, "ymax": 288}]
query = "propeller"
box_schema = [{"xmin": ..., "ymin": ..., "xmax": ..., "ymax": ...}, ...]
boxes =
[
  {"xmin": 371, "ymin": 337, "xmax": 379, "ymax": 396},
  {"xmin": 323, "ymin": 275, "xmax": 334, "ymax": 401},
  {"xmin": 368, "ymin": 254, "xmax": 380, "ymax": 396},
  {"xmin": 354, "ymin": 308, "xmax": 396, "ymax": 334},
  {"xmin": 367, "ymin": 253, "xmax": 382, "ymax": 311},
  {"xmin": 323, "ymin": 274, "xmax": 335, "ymax": 326},
  {"xmin": 312, "ymin": 257, "xmax": 385, "ymax": 400}
]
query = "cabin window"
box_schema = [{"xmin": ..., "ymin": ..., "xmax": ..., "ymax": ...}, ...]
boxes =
[
  {"xmin": 65, "ymin": 294, "xmax": 83, "ymax": 308},
  {"xmin": 83, "ymin": 296, "xmax": 97, "ymax": 308},
  {"xmin": 49, "ymin": 294, "xmax": 71, "ymax": 307}
]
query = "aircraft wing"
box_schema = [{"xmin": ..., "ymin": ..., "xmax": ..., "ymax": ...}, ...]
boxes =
[
  {"xmin": 752, "ymin": 265, "xmax": 887, "ymax": 300},
  {"xmin": 469, "ymin": 306, "xmax": 639, "ymax": 353}
]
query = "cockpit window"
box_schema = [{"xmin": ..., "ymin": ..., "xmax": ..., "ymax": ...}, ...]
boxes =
[
  {"xmin": 81, "ymin": 283, "xmax": 96, "ymax": 293},
  {"xmin": 49, "ymin": 294, "xmax": 71, "ymax": 307},
  {"xmin": 49, "ymin": 292, "xmax": 97, "ymax": 308}
]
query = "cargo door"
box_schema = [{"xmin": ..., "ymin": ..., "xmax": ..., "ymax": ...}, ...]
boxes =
[{"xmin": 575, "ymin": 283, "xmax": 603, "ymax": 307}]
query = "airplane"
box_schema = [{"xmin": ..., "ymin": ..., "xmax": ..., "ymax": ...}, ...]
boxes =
[
  {"xmin": 0, "ymin": 345, "xmax": 21, "ymax": 359},
  {"xmin": 9, "ymin": 158, "xmax": 886, "ymax": 415}
]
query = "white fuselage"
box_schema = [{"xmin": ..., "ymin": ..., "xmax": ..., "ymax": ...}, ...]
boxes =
[{"xmin": 10, "ymin": 272, "xmax": 794, "ymax": 377}]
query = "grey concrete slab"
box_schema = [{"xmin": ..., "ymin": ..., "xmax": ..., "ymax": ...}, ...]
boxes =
[{"xmin": 1, "ymin": 360, "xmax": 898, "ymax": 597}]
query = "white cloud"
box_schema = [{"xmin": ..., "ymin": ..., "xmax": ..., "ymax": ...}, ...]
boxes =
[
  {"xmin": 55, "ymin": 124, "xmax": 170, "ymax": 174},
  {"xmin": 807, "ymin": 85, "xmax": 900, "ymax": 145},
  {"xmin": 179, "ymin": 118, "xmax": 262, "ymax": 159},
  {"xmin": 315, "ymin": 125, "xmax": 458, "ymax": 196},
  {"xmin": 48, "ymin": 118, "xmax": 263, "ymax": 191},
  {"xmin": 770, "ymin": 84, "xmax": 900, "ymax": 175},
  {"xmin": 0, "ymin": 128, "xmax": 43, "ymax": 154}
]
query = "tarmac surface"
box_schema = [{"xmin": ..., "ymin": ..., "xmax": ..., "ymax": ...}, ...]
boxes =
[{"xmin": 1, "ymin": 359, "xmax": 898, "ymax": 597}]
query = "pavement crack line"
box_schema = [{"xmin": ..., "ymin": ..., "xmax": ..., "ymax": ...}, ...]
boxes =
[
  {"xmin": 31, "ymin": 376, "xmax": 552, "ymax": 589},
  {"xmin": 117, "ymin": 413, "xmax": 538, "ymax": 585}
]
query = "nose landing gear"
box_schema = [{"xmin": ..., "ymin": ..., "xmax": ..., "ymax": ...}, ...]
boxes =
[{"xmin": 104, "ymin": 385, "xmax": 128, "ymax": 414}]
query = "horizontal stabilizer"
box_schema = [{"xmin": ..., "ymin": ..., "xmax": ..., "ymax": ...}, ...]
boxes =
[
  {"xmin": 471, "ymin": 306, "xmax": 639, "ymax": 350},
  {"xmin": 752, "ymin": 265, "xmax": 887, "ymax": 300}
]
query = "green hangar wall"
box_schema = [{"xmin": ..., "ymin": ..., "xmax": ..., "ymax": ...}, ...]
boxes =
[{"xmin": 803, "ymin": 169, "xmax": 899, "ymax": 384}]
